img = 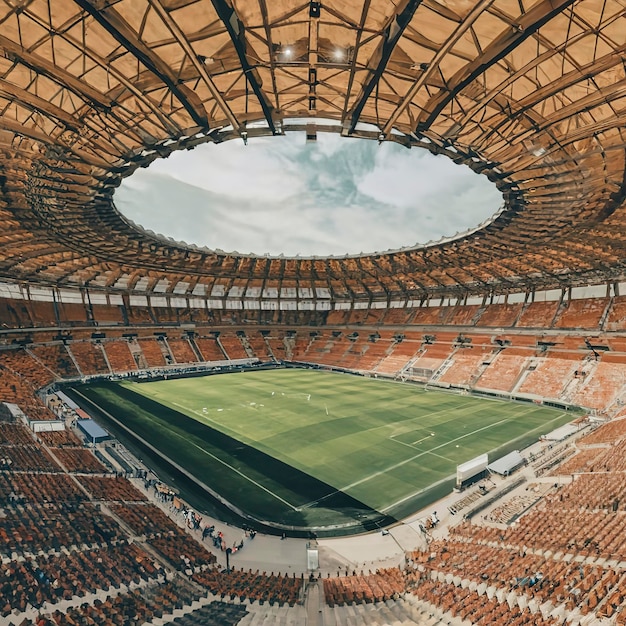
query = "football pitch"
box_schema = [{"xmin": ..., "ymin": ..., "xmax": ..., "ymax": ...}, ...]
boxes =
[{"xmin": 76, "ymin": 368, "xmax": 576, "ymax": 531}]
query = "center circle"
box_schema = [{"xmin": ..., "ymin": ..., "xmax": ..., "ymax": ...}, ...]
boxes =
[{"xmin": 115, "ymin": 131, "xmax": 502, "ymax": 257}]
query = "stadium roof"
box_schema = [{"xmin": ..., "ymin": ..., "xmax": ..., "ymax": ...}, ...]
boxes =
[
  {"xmin": 76, "ymin": 418, "xmax": 110, "ymax": 443},
  {"xmin": 487, "ymin": 450, "xmax": 524, "ymax": 476},
  {"xmin": 0, "ymin": 0, "xmax": 624, "ymax": 300}
]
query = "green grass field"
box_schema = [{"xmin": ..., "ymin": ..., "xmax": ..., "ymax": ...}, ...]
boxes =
[{"xmin": 77, "ymin": 368, "xmax": 576, "ymax": 531}]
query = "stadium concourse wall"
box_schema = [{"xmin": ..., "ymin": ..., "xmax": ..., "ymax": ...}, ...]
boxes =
[{"xmin": 0, "ymin": 278, "xmax": 626, "ymax": 331}]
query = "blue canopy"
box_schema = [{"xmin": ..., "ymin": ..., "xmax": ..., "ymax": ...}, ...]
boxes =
[{"xmin": 77, "ymin": 419, "xmax": 109, "ymax": 443}]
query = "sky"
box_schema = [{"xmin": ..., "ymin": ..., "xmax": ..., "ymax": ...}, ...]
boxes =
[{"xmin": 114, "ymin": 131, "xmax": 503, "ymax": 257}]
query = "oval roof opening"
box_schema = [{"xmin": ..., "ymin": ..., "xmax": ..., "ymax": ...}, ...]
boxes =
[{"xmin": 115, "ymin": 131, "xmax": 502, "ymax": 257}]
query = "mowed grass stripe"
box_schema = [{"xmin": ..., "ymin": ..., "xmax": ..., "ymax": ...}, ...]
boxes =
[
  {"xmin": 348, "ymin": 405, "xmax": 569, "ymax": 509},
  {"xmin": 118, "ymin": 369, "xmax": 576, "ymax": 518},
  {"xmin": 77, "ymin": 381, "xmax": 374, "ymax": 525},
  {"xmin": 331, "ymin": 414, "xmax": 517, "ymax": 506}
]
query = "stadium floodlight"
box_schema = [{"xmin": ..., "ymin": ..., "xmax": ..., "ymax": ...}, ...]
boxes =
[{"xmin": 309, "ymin": 1, "xmax": 321, "ymax": 18}]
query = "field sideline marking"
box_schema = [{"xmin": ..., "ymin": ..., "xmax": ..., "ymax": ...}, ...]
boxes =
[
  {"xmin": 181, "ymin": 438, "xmax": 300, "ymax": 510},
  {"xmin": 172, "ymin": 402, "xmax": 230, "ymax": 428},
  {"xmin": 99, "ymin": 388, "xmax": 303, "ymax": 512},
  {"xmin": 170, "ymin": 401, "xmax": 255, "ymax": 444},
  {"xmin": 153, "ymin": 401, "xmax": 300, "ymax": 511}
]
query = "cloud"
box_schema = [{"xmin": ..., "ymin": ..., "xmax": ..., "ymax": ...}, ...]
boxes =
[
  {"xmin": 309, "ymin": 131, "xmax": 344, "ymax": 161},
  {"xmin": 355, "ymin": 145, "xmax": 503, "ymax": 242},
  {"xmin": 114, "ymin": 132, "xmax": 502, "ymax": 256},
  {"xmin": 147, "ymin": 134, "xmax": 306, "ymax": 203}
]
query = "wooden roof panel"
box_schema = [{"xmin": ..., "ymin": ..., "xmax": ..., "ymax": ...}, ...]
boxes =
[{"xmin": 0, "ymin": 0, "xmax": 622, "ymax": 297}]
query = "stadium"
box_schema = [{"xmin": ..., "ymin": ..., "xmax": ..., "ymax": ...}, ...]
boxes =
[{"xmin": 0, "ymin": 0, "xmax": 625, "ymax": 625}]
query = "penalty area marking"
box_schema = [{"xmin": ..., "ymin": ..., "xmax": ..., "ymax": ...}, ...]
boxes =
[
  {"xmin": 411, "ymin": 433, "xmax": 436, "ymax": 446},
  {"xmin": 337, "ymin": 415, "xmax": 519, "ymax": 494},
  {"xmin": 390, "ymin": 402, "xmax": 544, "ymax": 447},
  {"xmin": 297, "ymin": 417, "xmax": 515, "ymax": 510},
  {"xmin": 386, "ymin": 437, "xmax": 455, "ymax": 462},
  {"xmin": 271, "ymin": 389, "xmax": 311, "ymax": 398},
  {"xmin": 172, "ymin": 402, "xmax": 231, "ymax": 429},
  {"xmin": 381, "ymin": 410, "xmax": 571, "ymax": 514}
]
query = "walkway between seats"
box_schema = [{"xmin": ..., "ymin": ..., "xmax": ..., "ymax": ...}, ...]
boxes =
[{"xmin": 305, "ymin": 579, "xmax": 323, "ymax": 626}]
